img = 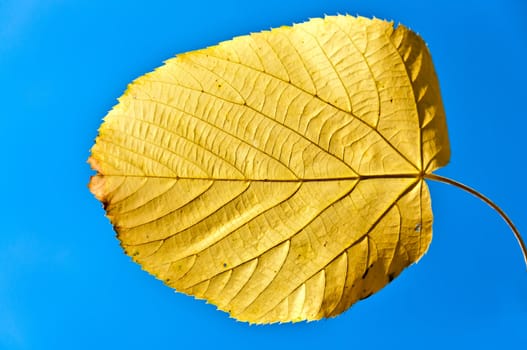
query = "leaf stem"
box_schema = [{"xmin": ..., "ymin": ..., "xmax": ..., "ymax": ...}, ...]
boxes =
[{"xmin": 425, "ymin": 173, "xmax": 527, "ymax": 270}]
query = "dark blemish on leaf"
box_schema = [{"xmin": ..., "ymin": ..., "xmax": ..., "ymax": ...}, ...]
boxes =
[
  {"xmin": 360, "ymin": 292, "xmax": 373, "ymax": 300},
  {"xmin": 361, "ymin": 268, "xmax": 369, "ymax": 279},
  {"xmin": 223, "ymin": 263, "xmax": 227, "ymax": 268},
  {"xmin": 165, "ymin": 278, "xmax": 170, "ymax": 282},
  {"xmin": 362, "ymin": 263, "xmax": 374, "ymax": 279},
  {"xmin": 388, "ymin": 273, "xmax": 396, "ymax": 282},
  {"xmin": 415, "ymin": 223, "xmax": 422, "ymax": 232}
]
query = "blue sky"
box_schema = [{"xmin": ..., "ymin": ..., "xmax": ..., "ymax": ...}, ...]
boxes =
[{"xmin": 1, "ymin": 0, "xmax": 526, "ymax": 349}]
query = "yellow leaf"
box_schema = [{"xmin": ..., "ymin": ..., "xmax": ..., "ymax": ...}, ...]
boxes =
[{"xmin": 89, "ymin": 15, "xmax": 451, "ymax": 323}]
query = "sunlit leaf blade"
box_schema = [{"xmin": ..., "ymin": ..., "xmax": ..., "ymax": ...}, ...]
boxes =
[{"xmin": 89, "ymin": 15, "xmax": 450, "ymax": 323}]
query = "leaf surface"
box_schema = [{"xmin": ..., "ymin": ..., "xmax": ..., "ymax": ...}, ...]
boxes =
[{"xmin": 89, "ymin": 15, "xmax": 450, "ymax": 323}]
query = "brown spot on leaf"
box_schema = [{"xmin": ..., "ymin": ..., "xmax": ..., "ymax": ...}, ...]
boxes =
[{"xmin": 360, "ymin": 291, "xmax": 373, "ymax": 300}]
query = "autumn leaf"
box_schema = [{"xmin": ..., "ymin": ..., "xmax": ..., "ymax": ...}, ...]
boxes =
[{"xmin": 88, "ymin": 15, "xmax": 524, "ymax": 324}]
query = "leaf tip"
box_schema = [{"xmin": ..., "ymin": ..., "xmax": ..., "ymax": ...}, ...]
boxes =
[
  {"xmin": 87, "ymin": 155, "xmax": 102, "ymax": 173},
  {"xmin": 87, "ymin": 156, "xmax": 109, "ymax": 204},
  {"xmin": 88, "ymin": 174, "xmax": 107, "ymax": 203}
]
